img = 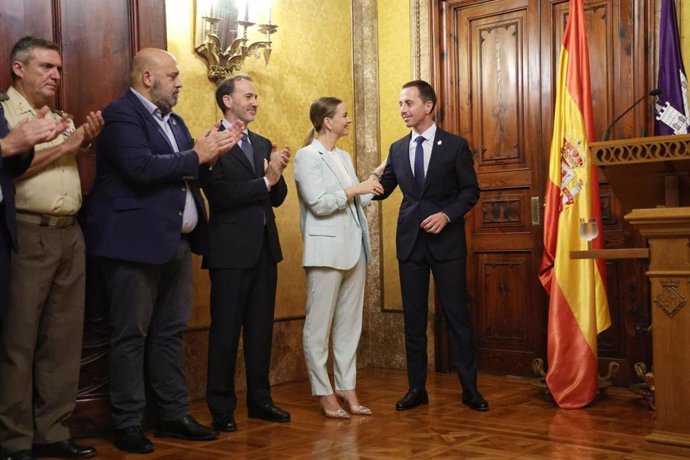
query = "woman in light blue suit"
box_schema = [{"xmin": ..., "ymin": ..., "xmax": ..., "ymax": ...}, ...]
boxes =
[{"xmin": 294, "ymin": 97, "xmax": 383, "ymax": 418}]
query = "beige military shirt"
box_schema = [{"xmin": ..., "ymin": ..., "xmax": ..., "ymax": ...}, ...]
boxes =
[{"xmin": 1, "ymin": 86, "xmax": 81, "ymax": 216}]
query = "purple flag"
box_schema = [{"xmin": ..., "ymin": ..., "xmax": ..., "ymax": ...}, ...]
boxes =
[{"xmin": 655, "ymin": 0, "xmax": 689, "ymax": 135}]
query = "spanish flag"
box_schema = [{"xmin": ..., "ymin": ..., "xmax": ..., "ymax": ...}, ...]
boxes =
[{"xmin": 539, "ymin": 0, "xmax": 610, "ymax": 409}]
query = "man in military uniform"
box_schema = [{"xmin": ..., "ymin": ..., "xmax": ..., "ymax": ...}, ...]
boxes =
[
  {"xmin": 0, "ymin": 96, "xmax": 67, "ymax": 313},
  {"xmin": 0, "ymin": 36, "xmax": 102, "ymax": 460}
]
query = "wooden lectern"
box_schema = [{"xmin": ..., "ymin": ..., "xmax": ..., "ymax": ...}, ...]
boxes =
[{"xmin": 589, "ymin": 134, "xmax": 690, "ymax": 458}]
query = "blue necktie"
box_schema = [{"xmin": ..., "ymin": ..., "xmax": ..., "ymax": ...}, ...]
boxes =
[
  {"xmin": 414, "ymin": 136, "xmax": 426, "ymax": 189},
  {"xmin": 241, "ymin": 132, "xmax": 255, "ymax": 170}
]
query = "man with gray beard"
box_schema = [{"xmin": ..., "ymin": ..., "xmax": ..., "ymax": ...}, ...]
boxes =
[{"xmin": 85, "ymin": 48, "xmax": 242, "ymax": 454}]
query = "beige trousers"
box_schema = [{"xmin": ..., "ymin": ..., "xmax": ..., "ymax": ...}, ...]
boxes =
[
  {"xmin": 0, "ymin": 221, "xmax": 85, "ymax": 452},
  {"xmin": 303, "ymin": 250, "xmax": 366, "ymax": 396}
]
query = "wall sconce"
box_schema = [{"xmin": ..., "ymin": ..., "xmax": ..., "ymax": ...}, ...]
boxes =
[{"xmin": 194, "ymin": 0, "xmax": 277, "ymax": 85}]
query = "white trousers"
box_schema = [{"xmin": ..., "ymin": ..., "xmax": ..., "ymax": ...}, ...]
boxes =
[{"xmin": 303, "ymin": 251, "xmax": 366, "ymax": 396}]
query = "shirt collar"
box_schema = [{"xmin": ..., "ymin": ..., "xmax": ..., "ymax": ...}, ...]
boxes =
[
  {"xmin": 412, "ymin": 122, "xmax": 437, "ymax": 143},
  {"xmin": 221, "ymin": 119, "xmax": 249, "ymax": 139},
  {"xmin": 130, "ymin": 87, "xmax": 171, "ymax": 123}
]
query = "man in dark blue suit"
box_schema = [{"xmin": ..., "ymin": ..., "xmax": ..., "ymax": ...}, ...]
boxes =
[
  {"xmin": 0, "ymin": 104, "xmax": 66, "ymax": 312},
  {"xmin": 85, "ymin": 48, "xmax": 242, "ymax": 454},
  {"xmin": 375, "ymin": 80, "xmax": 489, "ymax": 412},
  {"xmin": 201, "ymin": 75, "xmax": 290, "ymax": 433}
]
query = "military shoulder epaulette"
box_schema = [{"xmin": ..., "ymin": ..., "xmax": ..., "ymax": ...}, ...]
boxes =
[
  {"xmin": 0, "ymin": 92, "xmax": 8, "ymax": 102},
  {"xmin": 53, "ymin": 109, "xmax": 74, "ymax": 119}
]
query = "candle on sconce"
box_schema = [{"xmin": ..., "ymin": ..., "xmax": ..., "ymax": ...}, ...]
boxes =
[
  {"xmin": 245, "ymin": 2, "xmax": 249, "ymax": 21},
  {"xmin": 268, "ymin": 7, "xmax": 272, "ymax": 24}
]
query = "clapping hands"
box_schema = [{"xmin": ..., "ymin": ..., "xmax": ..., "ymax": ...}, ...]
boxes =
[
  {"xmin": 266, "ymin": 144, "xmax": 291, "ymax": 186},
  {"xmin": 0, "ymin": 106, "xmax": 69, "ymax": 156},
  {"xmin": 195, "ymin": 119, "xmax": 244, "ymax": 165}
]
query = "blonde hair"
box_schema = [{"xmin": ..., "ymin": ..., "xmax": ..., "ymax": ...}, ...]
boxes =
[{"xmin": 302, "ymin": 96, "xmax": 342, "ymax": 147}]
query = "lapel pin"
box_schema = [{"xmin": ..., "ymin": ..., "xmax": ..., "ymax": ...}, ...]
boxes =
[
  {"xmin": 171, "ymin": 119, "xmax": 177, "ymax": 126},
  {"xmin": 437, "ymin": 140, "xmax": 442, "ymax": 145}
]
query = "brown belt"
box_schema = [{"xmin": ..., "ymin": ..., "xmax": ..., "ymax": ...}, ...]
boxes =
[{"xmin": 15, "ymin": 211, "xmax": 75, "ymax": 228}]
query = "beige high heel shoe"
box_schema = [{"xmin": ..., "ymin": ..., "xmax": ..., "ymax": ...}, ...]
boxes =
[
  {"xmin": 336, "ymin": 392, "xmax": 373, "ymax": 416},
  {"xmin": 320, "ymin": 395, "xmax": 350, "ymax": 419},
  {"xmin": 321, "ymin": 407, "xmax": 351, "ymax": 419}
]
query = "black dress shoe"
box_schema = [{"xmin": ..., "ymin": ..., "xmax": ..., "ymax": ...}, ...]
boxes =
[
  {"xmin": 396, "ymin": 388, "xmax": 429, "ymax": 410},
  {"xmin": 462, "ymin": 389, "xmax": 489, "ymax": 411},
  {"xmin": 114, "ymin": 426, "xmax": 155, "ymax": 454},
  {"xmin": 33, "ymin": 439, "xmax": 96, "ymax": 458},
  {"xmin": 248, "ymin": 403, "xmax": 291, "ymax": 423},
  {"xmin": 155, "ymin": 415, "xmax": 218, "ymax": 440},
  {"xmin": 5, "ymin": 450, "xmax": 36, "ymax": 460},
  {"xmin": 212, "ymin": 413, "xmax": 237, "ymax": 432}
]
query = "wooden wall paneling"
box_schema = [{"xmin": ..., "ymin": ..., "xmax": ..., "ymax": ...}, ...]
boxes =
[
  {"xmin": 440, "ymin": 0, "xmax": 546, "ymax": 376},
  {"xmin": 0, "ymin": 0, "xmax": 54, "ymax": 91},
  {"xmin": 59, "ymin": 0, "xmax": 132, "ymax": 123},
  {"xmin": 132, "ymin": 0, "xmax": 168, "ymax": 50}
]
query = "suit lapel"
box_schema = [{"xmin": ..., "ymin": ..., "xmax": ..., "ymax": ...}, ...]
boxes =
[
  {"xmin": 423, "ymin": 129, "xmax": 446, "ymax": 193},
  {"xmin": 336, "ymin": 150, "xmax": 362, "ymax": 225},
  {"xmin": 219, "ymin": 122, "xmax": 254, "ymax": 174},
  {"xmin": 168, "ymin": 115, "xmax": 189, "ymax": 150},
  {"xmin": 247, "ymin": 131, "xmax": 265, "ymax": 176},
  {"xmin": 396, "ymin": 133, "xmax": 416, "ymax": 191},
  {"xmin": 314, "ymin": 143, "xmax": 360, "ymax": 224},
  {"xmin": 127, "ymin": 91, "xmax": 176, "ymax": 152}
]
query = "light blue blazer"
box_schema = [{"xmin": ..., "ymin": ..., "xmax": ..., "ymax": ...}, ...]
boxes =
[{"xmin": 294, "ymin": 139, "xmax": 371, "ymax": 270}]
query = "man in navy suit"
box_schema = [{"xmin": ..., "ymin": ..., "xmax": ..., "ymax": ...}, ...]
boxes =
[
  {"xmin": 0, "ymin": 104, "xmax": 66, "ymax": 312},
  {"xmin": 200, "ymin": 75, "xmax": 290, "ymax": 433},
  {"xmin": 375, "ymin": 80, "xmax": 489, "ymax": 412},
  {"xmin": 85, "ymin": 48, "xmax": 242, "ymax": 454}
]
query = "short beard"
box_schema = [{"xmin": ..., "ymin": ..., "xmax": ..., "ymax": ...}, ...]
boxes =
[{"xmin": 151, "ymin": 79, "xmax": 176, "ymax": 114}]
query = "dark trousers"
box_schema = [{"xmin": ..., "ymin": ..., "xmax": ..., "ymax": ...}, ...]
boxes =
[
  {"xmin": 99, "ymin": 238, "xmax": 192, "ymax": 429},
  {"xmin": 207, "ymin": 232, "xmax": 277, "ymax": 416},
  {"xmin": 398, "ymin": 233, "xmax": 478, "ymax": 391},
  {"xmin": 0, "ymin": 208, "xmax": 9, "ymax": 313}
]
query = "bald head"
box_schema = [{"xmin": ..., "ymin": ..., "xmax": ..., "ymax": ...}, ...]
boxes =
[{"xmin": 130, "ymin": 48, "xmax": 182, "ymax": 114}]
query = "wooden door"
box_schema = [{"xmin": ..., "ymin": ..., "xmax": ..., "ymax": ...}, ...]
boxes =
[
  {"xmin": 436, "ymin": 0, "xmax": 654, "ymax": 383},
  {"xmin": 0, "ymin": 0, "xmax": 166, "ymax": 436}
]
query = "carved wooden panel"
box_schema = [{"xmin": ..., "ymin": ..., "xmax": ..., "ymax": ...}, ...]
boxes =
[
  {"xmin": 474, "ymin": 189, "xmax": 531, "ymax": 234},
  {"xmin": 473, "ymin": 20, "xmax": 523, "ymax": 168}
]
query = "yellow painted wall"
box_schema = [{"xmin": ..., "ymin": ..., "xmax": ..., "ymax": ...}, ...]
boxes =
[
  {"xmin": 166, "ymin": 0, "xmax": 354, "ymax": 323},
  {"xmin": 377, "ymin": 0, "xmax": 411, "ymax": 310}
]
